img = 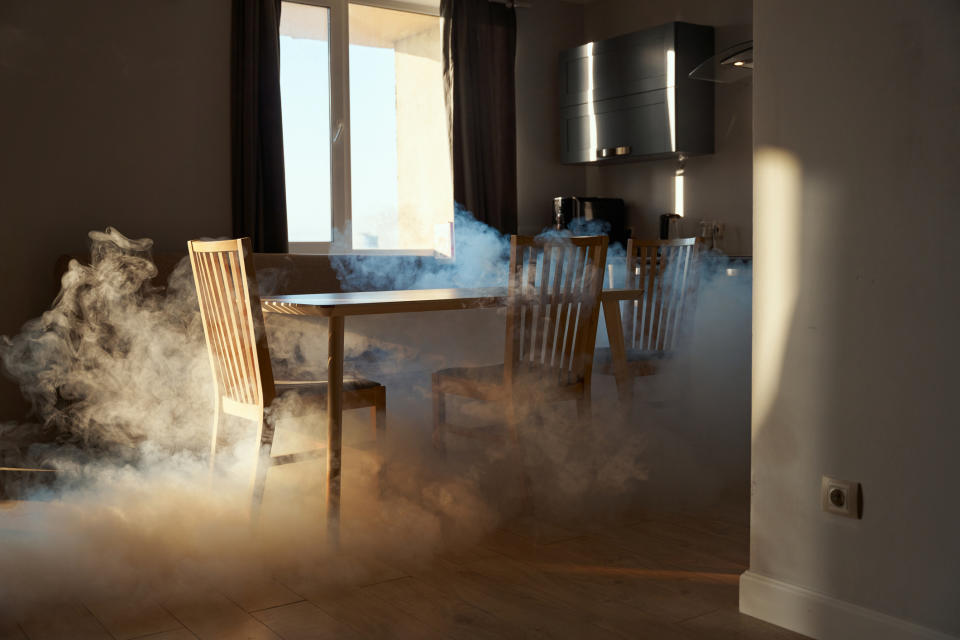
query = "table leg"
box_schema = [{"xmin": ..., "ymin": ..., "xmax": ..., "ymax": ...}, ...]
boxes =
[
  {"xmin": 326, "ymin": 315, "xmax": 344, "ymax": 546},
  {"xmin": 602, "ymin": 298, "xmax": 632, "ymax": 406}
]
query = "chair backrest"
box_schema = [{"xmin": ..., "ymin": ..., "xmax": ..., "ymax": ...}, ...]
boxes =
[
  {"xmin": 505, "ymin": 235, "xmax": 609, "ymax": 388},
  {"xmin": 624, "ymin": 237, "xmax": 699, "ymax": 353},
  {"xmin": 188, "ymin": 238, "xmax": 276, "ymax": 419}
]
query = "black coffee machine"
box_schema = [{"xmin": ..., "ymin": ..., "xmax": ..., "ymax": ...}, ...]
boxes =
[{"xmin": 553, "ymin": 197, "xmax": 628, "ymax": 246}]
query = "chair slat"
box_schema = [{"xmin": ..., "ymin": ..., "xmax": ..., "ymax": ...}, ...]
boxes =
[
  {"xmin": 565, "ymin": 247, "xmax": 588, "ymax": 383},
  {"xmin": 228, "ymin": 251, "xmax": 259, "ymax": 404},
  {"xmin": 624, "ymin": 242, "xmax": 638, "ymax": 349},
  {"xmin": 551, "ymin": 245, "xmax": 573, "ymax": 372},
  {"xmin": 565, "ymin": 246, "xmax": 589, "ymax": 379},
  {"xmin": 505, "ymin": 238, "xmax": 524, "ymax": 385},
  {"xmin": 624, "ymin": 238, "xmax": 698, "ymax": 354},
  {"xmin": 193, "ymin": 254, "xmax": 232, "ymax": 399},
  {"xmin": 215, "ymin": 252, "xmax": 243, "ymax": 402},
  {"xmin": 532, "ymin": 245, "xmax": 553, "ymax": 365},
  {"xmin": 200, "ymin": 252, "xmax": 241, "ymax": 400},
  {"xmin": 557, "ymin": 247, "xmax": 580, "ymax": 372},
  {"xmin": 235, "ymin": 248, "xmax": 267, "ymax": 407},
  {"xmin": 215, "ymin": 252, "xmax": 251, "ymax": 404},
  {"xmin": 665, "ymin": 246, "xmax": 688, "ymax": 349},
  {"xmin": 522, "ymin": 246, "xmax": 537, "ymax": 362},
  {"xmin": 204, "ymin": 261, "xmax": 238, "ymax": 399},
  {"xmin": 644, "ymin": 249, "xmax": 662, "ymax": 351},
  {"xmin": 560, "ymin": 245, "xmax": 586, "ymax": 377},
  {"xmin": 227, "ymin": 251, "xmax": 252, "ymax": 401},
  {"xmin": 504, "ymin": 236, "xmax": 607, "ymax": 389},
  {"xmin": 654, "ymin": 245, "xmax": 682, "ymax": 351},
  {"xmin": 545, "ymin": 244, "xmax": 565, "ymax": 369},
  {"xmin": 671, "ymin": 245, "xmax": 694, "ymax": 349},
  {"xmin": 571, "ymin": 243, "xmax": 605, "ymax": 385},
  {"xmin": 198, "ymin": 251, "xmax": 238, "ymax": 399},
  {"xmin": 188, "ymin": 240, "xmax": 274, "ymax": 409}
]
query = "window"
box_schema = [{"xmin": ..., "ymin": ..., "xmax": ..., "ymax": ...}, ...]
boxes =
[{"xmin": 279, "ymin": 0, "xmax": 453, "ymax": 254}]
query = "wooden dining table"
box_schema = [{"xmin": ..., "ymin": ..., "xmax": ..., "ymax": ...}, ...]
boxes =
[
  {"xmin": 260, "ymin": 286, "xmax": 641, "ymax": 540},
  {"xmin": 261, "ymin": 287, "xmax": 505, "ymax": 541}
]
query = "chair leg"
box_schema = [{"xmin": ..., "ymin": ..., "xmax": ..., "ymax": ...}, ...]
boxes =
[
  {"xmin": 372, "ymin": 387, "xmax": 386, "ymax": 441},
  {"xmin": 209, "ymin": 395, "xmax": 222, "ymax": 477},
  {"xmin": 506, "ymin": 397, "xmax": 535, "ymax": 514},
  {"xmin": 620, "ymin": 375, "xmax": 635, "ymax": 409},
  {"xmin": 250, "ymin": 413, "xmax": 274, "ymax": 521},
  {"xmin": 432, "ymin": 374, "xmax": 446, "ymax": 453},
  {"xmin": 504, "ymin": 394, "xmax": 530, "ymax": 444},
  {"xmin": 614, "ymin": 371, "xmax": 635, "ymax": 407},
  {"xmin": 576, "ymin": 393, "xmax": 592, "ymax": 425},
  {"xmin": 505, "ymin": 398, "xmax": 520, "ymax": 443},
  {"xmin": 602, "ymin": 297, "xmax": 633, "ymax": 408}
]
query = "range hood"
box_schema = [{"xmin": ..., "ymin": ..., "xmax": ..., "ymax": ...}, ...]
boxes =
[{"xmin": 688, "ymin": 41, "xmax": 753, "ymax": 83}]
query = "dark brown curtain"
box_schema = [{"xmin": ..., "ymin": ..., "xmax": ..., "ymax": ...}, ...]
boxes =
[
  {"xmin": 232, "ymin": 0, "xmax": 288, "ymax": 252},
  {"xmin": 441, "ymin": 0, "xmax": 518, "ymax": 235}
]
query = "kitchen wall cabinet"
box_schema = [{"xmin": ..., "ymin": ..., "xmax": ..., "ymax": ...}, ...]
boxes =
[{"xmin": 559, "ymin": 22, "xmax": 714, "ymax": 164}]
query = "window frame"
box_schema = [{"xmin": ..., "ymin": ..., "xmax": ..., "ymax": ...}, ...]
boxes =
[{"xmin": 283, "ymin": 0, "xmax": 443, "ymax": 256}]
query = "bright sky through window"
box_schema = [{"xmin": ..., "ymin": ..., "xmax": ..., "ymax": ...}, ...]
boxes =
[
  {"xmin": 280, "ymin": 6, "xmax": 332, "ymax": 243},
  {"xmin": 280, "ymin": 2, "xmax": 453, "ymax": 252},
  {"xmin": 349, "ymin": 45, "xmax": 399, "ymax": 249}
]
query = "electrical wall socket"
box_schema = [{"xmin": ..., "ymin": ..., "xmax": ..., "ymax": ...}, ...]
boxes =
[{"xmin": 821, "ymin": 476, "xmax": 861, "ymax": 519}]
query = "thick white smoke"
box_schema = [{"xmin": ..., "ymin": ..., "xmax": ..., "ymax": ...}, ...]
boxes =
[
  {"xmin": 0, "ymin": 227, "xmax": 210, "ymax": 456},
  {"xmin": 0, "ymin": 219, "xmax": 749, "ymax": 620}
]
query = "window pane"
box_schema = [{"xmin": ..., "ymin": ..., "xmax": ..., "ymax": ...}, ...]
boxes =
[
  {"xmin": 348, "ymin": 4, "xmax": 453, "ymax": 251},
  {"xmin": 280, "ymin": 2, "xmax": 332, "ymax": 243}
]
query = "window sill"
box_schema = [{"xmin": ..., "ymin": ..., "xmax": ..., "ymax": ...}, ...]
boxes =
[{"xmin": 288, "ymin": 246, "xmax": 442, "ymax": 258}]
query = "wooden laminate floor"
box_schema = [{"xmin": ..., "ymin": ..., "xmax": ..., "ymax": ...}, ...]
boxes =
[{"xmin": 0, "ymin": 502, "xmax": 808, "ymax": 640}]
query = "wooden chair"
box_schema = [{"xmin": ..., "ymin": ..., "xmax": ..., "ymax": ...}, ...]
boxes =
[
  {"xmin": 187, "ymin": 238, "xmax": 385, "ymax": 518},
  {"xmin": 597, "ymin": 237, "xmax": 700, "ymax": 404},
  {"xmin": 432, "ymin": 235, "xmax": 608, "ymax": 449}
]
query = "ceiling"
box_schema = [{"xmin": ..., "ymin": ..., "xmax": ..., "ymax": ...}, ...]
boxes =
[
  {"xmin": 351, "ymin": 0, "xmax": 440, "ymax": 14},
  {"xmin": 350, "ymin": 4, "xmax": 439, "ymax": 48}
]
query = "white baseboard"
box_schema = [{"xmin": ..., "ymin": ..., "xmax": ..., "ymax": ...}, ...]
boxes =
[{"xmin": 739, "ymin": 570, "xmax": 959, "ymax": 640}]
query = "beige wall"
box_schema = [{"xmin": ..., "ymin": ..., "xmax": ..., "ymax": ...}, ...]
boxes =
[
  {"xmin": 514, "ymin": 0, "xmax": 587, "ymax": 235},
  {"xmin": 395, "ymin": 23, "xmax": 453, "ymax": 250},
  {"xmin": 746, "ymin": 1, "xmax": 960, "ymax": 637},
  {"xmin": 0, "ymin": 0, "xmax": 753, "ymax": 417},
  {"xmin": 513, "ymin": 0, "xmax": 754, "ymax": 522},
  {"xmin": 515, "ymin": 0, "xmax": 753, "ymax": 253},
  {"xmin": 0, "ymin": 0, "xmax": 232, "ymax": 419},
  {"xmin": 583, "ymin": 0, "xmax": 753, "ymax": 254}
]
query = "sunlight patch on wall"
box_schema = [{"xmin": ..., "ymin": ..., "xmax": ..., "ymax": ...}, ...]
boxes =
[
  {"xmin": 674, "ymin": 172, "xmax": 684, "ymax": 217},
  {"xmin": 753, "ymin": 146, "xmax": 802, "ymax": 435},
  {"xmin": 586, "ymin": 42, "xmax": 598, "ymax": 161},
  {"xmin": 666, "ymin": 48, "xmax": 676, "ymax": 153}
]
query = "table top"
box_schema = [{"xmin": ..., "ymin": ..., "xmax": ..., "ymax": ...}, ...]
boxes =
[
  {"xmin": 262, "ymin": 287, "xmax": 508, "ymax": 317},
  {"xmin": 261, "ymin": 287, "xmax": 644, "ymax": 317}
]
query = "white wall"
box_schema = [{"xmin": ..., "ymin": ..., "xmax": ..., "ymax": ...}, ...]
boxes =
[
  {"xmin": 746, "ymin": 1, "xmax": 960, "ymax": 637},
  {"xmin": 515, "ymin": 0, "xmax": 587, "ymax": 235},
  {"xmin": 583, "ymin": 0, "xmax": 753, "ymax": 255},
  {"xmin": 0, "ymin": 0, "xmax": 232, "ymax": 419},
  {"xmin": 514, "ymin": 0, "xmax": 753, "ymax": 253},
  {"xmin": 512, "ymin": 0, "xmax": 755, "ymax": 521}
]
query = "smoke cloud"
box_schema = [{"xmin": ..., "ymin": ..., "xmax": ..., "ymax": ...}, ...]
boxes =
[{"xmin": 0, "ymin": 219, "xmax": 750, "ymax": 621}]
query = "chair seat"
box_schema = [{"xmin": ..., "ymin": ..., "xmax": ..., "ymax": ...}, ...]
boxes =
[
  {"xmin": 434, "ymin": 364, "xmax": 505, "ymax": 385},
  {"xmin": 593, "ymin": 347, "xmax": 665, "ymax": 377},
  {"xmin": 276, "ymin": 377, "xmax": 384, "ymax": 412},
  {"xmin": 275, "ymin": 377, "xmax": 383, "ymax": 393},
  {"xmin": 190, "ymin": 237, "xmax": 386, "ymax": 525},
  {"xmin": 433, "ymin": 363, "xmax": 583, "ymax": 402},
  {"xmin": 593, "ymin": 347, "xmax": 668, "ymax": 364}
]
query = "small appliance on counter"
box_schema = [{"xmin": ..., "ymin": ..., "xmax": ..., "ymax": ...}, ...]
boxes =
[
  {"xmin": 659, "ymin": 213, "xmax": 682, "ymax": 239},
  {"xmin": 553, "ymin": 197, "xmax": 628, "ymax": 246}
]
